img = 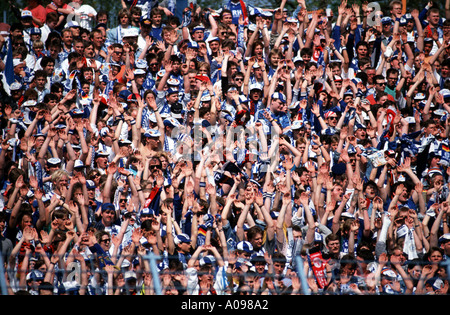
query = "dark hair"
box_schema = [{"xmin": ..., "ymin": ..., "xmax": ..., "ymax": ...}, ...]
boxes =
[
  {"xmin": 40, "ymin": 56, "xmax": 55, "ymax": 68},
  {"xmin": 34, "ymin": 69, "xmax": 47, "ymax": 79},
  {"xmin": 247, "ymin": 226, "xmax": 263, "ymax": 242}
]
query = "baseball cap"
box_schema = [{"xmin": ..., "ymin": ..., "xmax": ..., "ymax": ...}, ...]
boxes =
[
  {"xmin": 74, "ymin": 160, "xmax": 85, "ymax": 169},
  {"xmin": 272, "ymin": 92, "xmax": 286, "ymax": 103},
  {"xmin": 143, "ymin": 128, "xmax": 161, "ymax": 138},
  {"xmin": 47, "ymin": 157, "xmax": 62, "ymax": 166},
  {"xmin": 174, "ymin": 233, "xmax": 191, "ymax": 244},
  {"xmin": 236, "ymin": 240, "xmax": 253, "ymax": 253},
  {"xmin": 21, "ymin": 10, "xmax": 33, "ymax": 19}
]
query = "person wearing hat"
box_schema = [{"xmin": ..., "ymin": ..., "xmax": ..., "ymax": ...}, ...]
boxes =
[
  {"xmin": 25, "ymin": 269, "xmax": 45, "ymax": 295},
  {"xmin": 190, "ymin": 24, "xmax": 206, "ymax": 42},
  {"xmin": 220, "ymin": 84, "xmax": 242, "ymax": 120},
  {"xmin": 22, "ymin": 0, "xmax": 46, "ymax": 28},
  {"xmin": 155, "ymin": 60, "xmax": 184, "ymax": 116},
  {"xmin": 121, "ymin": 27, "xmax": 139, "ymax": 48},
  {"xmin": 11, "ymin": 58, "xmax": 27, "ymax": 88},
  {"xmin": 28, "ymin": 26, "xmax": 42, "ymax": 49},
  {"xmin": 170, "ymin": 233, "xmax": 193, "ymax": 269},
  {"xmin": 94, "ymin": 203, "xmax": 121, "ymax": 236},
  {"xmin": 162, "ymin": 117, "xmax": 181, "ymax": 156},
  {"xmin": 126, "ymin": 68, "xmax": 147, "ymax": 98},
  {"xmin": 206, "ymin": 36, "xmax": 221, "ymax": 61},
  {"xmin": 93, "ymin": 149, "xmax": 109, "ymax": 175},
  {"xmin": 140, "ymin": 128, "xmax": 163, "ymax": 157},
  {"xmin": 72, "ymin": 159, "xmax": 87, "ymax": 175},
  {"xmin": 247, "ymin": 82, "xmax": 264, "ymax": 117},
  {"xmin": 39, "ymin": 155, "xmax": 61, "ymax": 187},
  {"xmin": 185, "ymin": 244, "xmax": 227, "ymax": 295},
  {"xmin": 9, "ymin": 82, "xmax": 24, "ymax": 108},
  {"xmin": 245, "ymin": 58, "xmax": 269, "ymax": 96},
  {"xmin": 255, "ymin": 92, "xmax": 291, "ymax": 137},
  {"xmin": 380, "ymin": 16, "xmax": 394, "ymax": 45},
  {"xmin": 314, "ymin": 107, "xmax": 340, "ymax": 136},
  {"xmin": 235, "ymin": 240, "xmax": 254, "ymax": 264}
]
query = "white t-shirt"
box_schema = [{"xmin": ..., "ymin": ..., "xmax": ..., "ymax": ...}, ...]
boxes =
[{"xmin": 74, "ymin": 4, "xmax": 97, "ymax": 31}]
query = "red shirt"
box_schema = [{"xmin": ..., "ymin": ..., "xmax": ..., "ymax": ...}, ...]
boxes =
[{"xmin": 24, "ymin": 4, "xmax": 47, "ymax": 27}]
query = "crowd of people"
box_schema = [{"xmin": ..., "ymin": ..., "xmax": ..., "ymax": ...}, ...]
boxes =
[{"xmin": 0, "ymin": 0, "xmax": 449, "ymax": 296}]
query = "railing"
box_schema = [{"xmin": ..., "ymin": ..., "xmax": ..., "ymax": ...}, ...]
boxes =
[{"xmin": 1, "ymin": 252, "xmax": 449, "ymax": 295}]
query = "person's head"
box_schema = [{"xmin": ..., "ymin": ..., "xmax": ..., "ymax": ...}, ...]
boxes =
[
  {"xmin": 386, "ymin": 68, "xmax": 399, "ymax": 88},
  {"xmin": 191, "ymin": 24, "xmax": 205, "ymax": 41},
  {"xmin": 26, "ymin": 270, "xmax": 44, "ymax": 292},
  {"xmin": 83, "ymin": 40, "xmax": 95, "ymax": 58},
  {"xmin": 51, "ymin": 208, "xmax": 71, "ymax": 231},
  {"xmin": 246, "ymin": 226, "xmax": 264, "ymax": 250},
  {"xmin": 61, "ymin": 28, "xmax": 74, "ymax": 47},
  {"xmin": 325, "ymin": 233, "xmax": 340, "ymax": 257},
  {"xmin": 38, "ymin": 281, "xmax": 54, "ymax": 295},
  {"xmin": 174, "ymin": 233, "xmax": 192, "ymax": 254},
  {"xmin": 325, "ymin": 110, "xmax": 339, "ymax": 127},
  {"xmin": 198, "ymin": 264, "xmax": 214, "ymax": 284},
  {"xmin": 90, "ymin": 28, "xmax": 105, "ymax": 48},
  {"xmin": 440, "ymin": 234, "xmax": 450, "ymax": 256},
  {"xmin": 150, "ymin": 7, "xmax": 163, "ymax": 26},
  {"xmin": 207, "ymin": 37, "xmax": 220, "ymax": 54},
  {"xmin": 339, "ymin": 254, "xmax": 357, "ymax": 277},
  {"xmin": 95, "ymin": 230, "xmax": 112, "ymax": 251},
  {"xmin": 272, "ymin": 252, "xmax": 286, "ymax": 276},
  {"xmin": 251, "ymin": 40, "xmax": 264, "ymax": 59},
  {"xmin": 422, "ymin": 118, "xmax": 438, "ymax": 136},
  {"xmin": 356, "ymin": 247, "xmax": 375, "ymax": 272},
  {"xmin": 300, "ymin": 47, "xmax": 312, "ymax": 64},
  {"xmin": 235, "ymin": 241, "xmax": 253, "ymax": 260},
  {"xmin": 423, "ymin": 38, "xmax": 434, "ymax": 56},
  {"xmin": 407, "ymin": 260, "xmax": 423, "ymax": 282},
  {"xmin": 427, "ymin": 8, "xmax": 440, "ymax": 27},
  {"xmin": 354, "ymin": 123, "xmax": 367, "ymax": 140},
  {"xmin": 356, "ymin": 41, "xmax": 369, "ymax": 59},
  {"xmin": 117, "ymin": 8, "xmax": 131, "ymax": 27},
  {"xmin": 231, "ymin": 71, "xmax": 244, "ymax": 87},
  {"xmin": 373, "ymin": 74, "xmax": 387, "ymax": 93},
  {"xmin": 267, "ymin": 47, "xmax": 282, "ymax": 68},
  {"xmin": 71, "ymin": 37, "xmax": 84, "ymax": 55},
  {"xmin": 34, "ymin": 70, "xmax": 47, "ymax": 90},
  {"xmin": 100, "ymin": 203, "xmax": 116, "ymax": 227},
  {"xmin": 270, "ymin": 92, "xmax": 287, "ymax": 113},
  {"xmin": 40, "ymin": 56, "xmax": 55, "ymax": 76},
  {"xmin": 363, "ymin": 180, "xmax": 378, "ymax": 199},
  {"xmin": 129, "ymin": 5, "xmax": 142, "ymax": 24},
  {"xmin": 427, "ymin": 247, "xmax": 444, "ymax": 263},
  {"xmin": 51, "ymin": 169, "xmax": 69, "ymax": 192},
  {"xmin": 96, "ymin": 10, "xmax": 108, "ymax": 25},
  {"xmin": 249, "ymin": 84, "xmax": 262, "ymax": 101},
  {"xmin": 220, "ymin": 9, "xmax": 233, "ymax": 25},
  {"xmin": 389, "ymin": 0, "xmax": 403, "ymax": 17}
]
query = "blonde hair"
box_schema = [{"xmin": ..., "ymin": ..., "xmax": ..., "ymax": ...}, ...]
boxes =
[
  {"xmin": 33, "ymin": 40, "xmax": 44, "ymax": 50},
  {"xmin": 51, "ymin": 169, "xmax": 69, "ymax": 185}
]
